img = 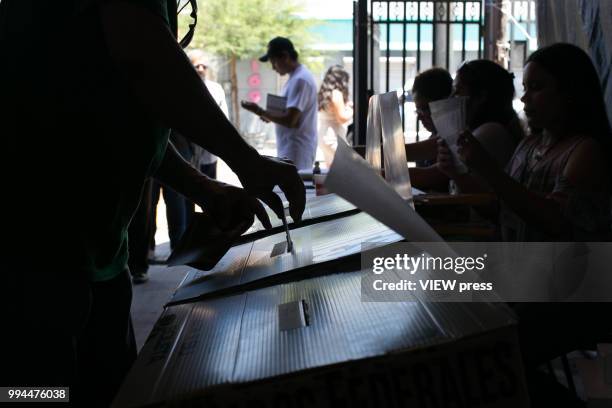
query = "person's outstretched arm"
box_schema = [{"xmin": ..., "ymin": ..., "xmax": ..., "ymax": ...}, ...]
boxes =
[
  {"xmin": 405, "ymin": 138, "xmax": 438, "ymax": 162},
  {"xmin": 99, "ymin": 1, "xmax": 304, "ymax": 221},
  {"xmin": 457, "ymin": 131, "xmax": 608, "ymax": 236},
  {"xmin": 242, "ymin": 102, "xmax": 302, "ymax": 128},
  {"xmin": 155, "ymin": 142, "xmax": 272, "ymax": 230}
]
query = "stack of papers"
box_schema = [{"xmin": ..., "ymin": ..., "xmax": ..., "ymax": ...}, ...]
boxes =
[{"xmin": 266, "ymin": 94, "xmax": 287, "ymax": 115}]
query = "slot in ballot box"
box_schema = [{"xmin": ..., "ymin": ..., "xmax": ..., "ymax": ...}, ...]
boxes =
[
  {"xmin": 167, "ymin": 194, "xmax": 360, "ymax": 270},
  {"xmin": 169, "ymin": 211, "xmax": 402, "ymax": 305},
  {"xmin": 114, "ymin": 271, "xmax": 528, "ymax": 408}
]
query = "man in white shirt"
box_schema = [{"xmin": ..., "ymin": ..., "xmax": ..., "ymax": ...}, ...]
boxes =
[{"xmin": 242, "ymin": 37, "xmax": 318, "ymax": 170}]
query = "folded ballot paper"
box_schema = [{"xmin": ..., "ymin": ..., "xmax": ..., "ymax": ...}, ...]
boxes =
[{"xmin": 429, "ymin": 96, "xmax": 469, "ymax": 174}]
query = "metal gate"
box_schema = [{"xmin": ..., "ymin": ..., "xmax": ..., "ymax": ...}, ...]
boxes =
[{"xmin": 354, "ymin": 1, "xmax": 485, "ymax": 144}]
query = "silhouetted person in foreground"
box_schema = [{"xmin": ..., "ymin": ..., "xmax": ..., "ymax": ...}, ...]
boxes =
[{"xmin": 1, "ymin": 1, "xmax": 305, "ymax": 405}]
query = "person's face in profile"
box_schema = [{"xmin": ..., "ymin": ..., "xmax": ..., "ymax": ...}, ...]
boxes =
[
  {"xmin": 520, "ymin": 61, "xmax": 566, "ymax": 131},
  {"xmin": 193, "ymin": 60, "xmax": 208, "ymax": 80},
  {"xmin": 269, "ymin": 54, "xmax": 291, "ymax": 76},
  {"xmin": 452, "ymin": 71, "xmax": 484, "ymax": 127},
  {"xmin": 451, "ymin": 72, "xmax": 470, "ymax": 98},
  {"xmin": 413, "ymin": 92, "xmax": 435, "ymax": 133}
]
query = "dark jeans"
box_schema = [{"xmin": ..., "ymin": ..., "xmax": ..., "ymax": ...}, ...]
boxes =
[
  {"xmin": 77, "ymin": 269, "xmax": 136, "ymax": 406},
  {"xmin": 2, "ymin": 269, "xmax": 136, "ymax": 407},
  {"xmin": 150, "ymin": 181, "xmax": 193, "ymax": 250},
  {"xmin": 128, "ymin": 179, "xmax": 154, "ymax": 274},
  {"xmin": 512, "ymin": 302, "xmax": 612, "ymax": 406}
]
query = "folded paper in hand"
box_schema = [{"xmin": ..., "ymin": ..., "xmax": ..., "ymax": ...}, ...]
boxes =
[
  {"xmin": 429, "ymin": 97, "xmax": 468, "ymax": 174},
  {"xmin": 266, "ymin": 94, "xmax": 287, "ymax": 115}
]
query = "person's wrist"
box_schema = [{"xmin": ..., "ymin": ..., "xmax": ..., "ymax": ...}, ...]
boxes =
[{"xmin": 226, "ymin": 144, "xmax": 261, "ymax": 180}]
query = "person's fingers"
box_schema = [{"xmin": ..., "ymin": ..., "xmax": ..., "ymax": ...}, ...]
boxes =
[
  {"xmin": 258, "ymin": 191, "xmax": 285, "ymax": 220},
  {"xmin": 439, "ymin": 160, "xmax": 452, "ymax": 171},
  {"xmin": 267, "ymin": 155, "xmax": 294, "ymax": 165},
  {"xmin": 241, "ymin": 155, "xmax": 305, "ymax": 222},
  {"xmin": 250, "ymin": 197, "xmax": 272, "ymax": 229},
  {"xmin": 437, "ymin": 145, "xmax": 451, "ymax": 155},
  {"xmin": 438, "ymin": 150, "xmax": 452, "ymax": 160},
  {"xmin": 278, "ymin": 171, "xmax": 305, "ymax": 222},
  {"xmin": 457, "ymin": 129, "xmax": 477, "ymax": 147},
  {"xmin": 457, "ymin": 148, "xmax": 470, "ymax": 164},
  {"xmin": 263, "ymin": 156, "xmax": 304, "ymax": 222}
]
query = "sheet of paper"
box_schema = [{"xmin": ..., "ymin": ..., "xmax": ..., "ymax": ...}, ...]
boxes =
[
  {"xmin": 429, "ymin": 97, "xmax": 468, "ymax": 174},
  {"xmin": 325, "ymin": 137, "xmax": 456, "ymax": 258},
  {"xmin": 379, "ymin": 91, "xmax": 413, "ymax": 202},
  {"xmin": 365, "ymin": 95, "xmax": 382, "ymax": 173},
  {"xmin": 266, "ymin": 94, "xmax": 287, "ymax": 115}
]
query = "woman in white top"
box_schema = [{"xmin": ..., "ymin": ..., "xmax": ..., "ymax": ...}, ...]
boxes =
[{"xmin": 317, "ymin": 65, "xmax": 353, "ymax": 167}]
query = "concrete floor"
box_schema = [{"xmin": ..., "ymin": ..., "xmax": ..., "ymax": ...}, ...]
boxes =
[
  {"xmin": 130, "ymin": 255, "xmax": 190, "ymax": 350},
  {"xmin": 130, "ymin": 158, "xmax": 240, "ymax": 350}
]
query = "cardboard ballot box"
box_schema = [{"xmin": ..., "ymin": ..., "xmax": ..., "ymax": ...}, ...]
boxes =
[
  {"xmin": 114, "ymin": 271, "xmax": 528, "ymax": 407},
  {"xmin": 169, "ymin": 211, "xmax": 402, "ymax": 305}
]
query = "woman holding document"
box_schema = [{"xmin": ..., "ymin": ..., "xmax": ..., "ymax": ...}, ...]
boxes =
[
  {"xmin": 452, "ymin": 43, "xmax": 612, "ymax": 406},
  {"xmin": 410, "ymin": 60, "xmax": 524, "ymax": 192},
  {"xmin": 452, "ymin": 43, "xmax": 611, "ymax": 242}
]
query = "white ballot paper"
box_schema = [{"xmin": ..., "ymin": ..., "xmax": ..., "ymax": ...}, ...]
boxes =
[
  {"xmin": 365, "ymin": 92, "xmax": 412, "ymax": 202},
  {"xmin": 429, "ymin": 97, "xmax": 468, "ymax": 174},
  {"xmin": 326, "ymin": 137, "xmax": 455, "ymax": 255},
  {"xmin": 266, "ymin": 94, "xmax": 287, "ymax": 115}
]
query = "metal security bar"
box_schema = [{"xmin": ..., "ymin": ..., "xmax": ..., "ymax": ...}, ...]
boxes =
[
  {"xmin": 506, "ymin": 0, "xmax": 537, "ymax": 71},
  {"xmin": 354, "ymin": 1, "xmax": 485, "ymax": 144}
]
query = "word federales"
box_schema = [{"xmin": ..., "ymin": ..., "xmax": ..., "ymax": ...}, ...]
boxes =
[
  {"xmin": 372, "ymin": 279, "xmax": 493, "ymax": 292},
  {"xmin": 372, "ymin": 253, "xmax": 487, "ymax": 275}
]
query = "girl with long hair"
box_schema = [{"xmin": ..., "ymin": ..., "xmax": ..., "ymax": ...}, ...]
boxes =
[
  {"xmin": 456, "ymin": 43, "xmax": 612, "ymax": 405},
  {"xmin": 457, "ymin": 43, "xmax": 611, "ymax": 241},
  {"xmin": 317, "ymin": 65, "xmax": 353, "ymax": 167}
]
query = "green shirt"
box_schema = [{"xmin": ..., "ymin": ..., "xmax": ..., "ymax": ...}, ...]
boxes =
[{"xmin": 1, "ymin": 0, "xmax": 172, "ymax": 282}]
